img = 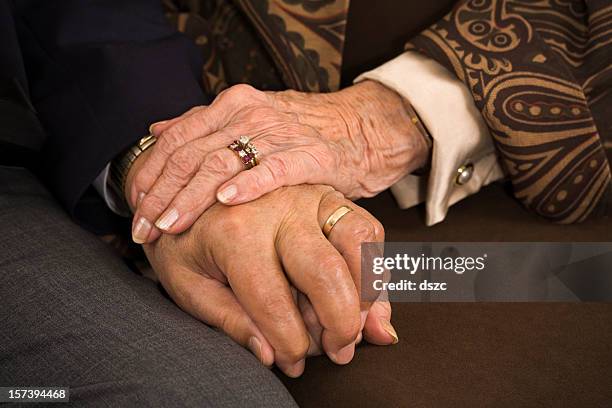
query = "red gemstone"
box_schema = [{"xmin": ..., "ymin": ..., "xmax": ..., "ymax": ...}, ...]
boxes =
[{"xmin": 242, "ymin": 153, "xmax": 254, "ymax": 164}]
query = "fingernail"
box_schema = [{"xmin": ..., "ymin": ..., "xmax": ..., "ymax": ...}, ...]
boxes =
[
  {"xmin": 248, "ymin": 336, "xmax": 264, "ymax": 364},
  {"xmin": 284, "ymin": 359, "xmax": 305, "ymax": 378},
  {"xmin": 136, "ymin": 192, "xmax": 145, "ymax": 207},
  {"xmin": 328, "ymin": 342, "xmax": 355, "ymax": 365},
  {"xmin": 148, "ymin": 120, "xmax": 167, "ymax": 134},
  {"xmin": 155, "ymin": 208, "xmax": 179, "ymax": 231},
  {"xmin": 217, "ymin": 185, "xmax": 237, "ymax": 203},
  {"xmin": 132, "ymin": 217, "xmax": 152, "ymax": 244},
  {"xmin": 380, "ymin": 319, "xmax": 399, "ymax": 345},
  {"xmin": 356, "ymin": 331, "xmax": 363, "ymax": 345}
]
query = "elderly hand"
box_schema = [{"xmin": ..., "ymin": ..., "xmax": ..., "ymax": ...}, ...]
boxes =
[
  {"xmin": 129, "ymin": 81, "xmax": 429, "ymax": 243},
  {"xmin": 140, "ymin": 181, "xmax": 396, "ymax": 377}
]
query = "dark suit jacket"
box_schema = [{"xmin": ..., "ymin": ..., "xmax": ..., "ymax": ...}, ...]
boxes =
[
  {"xmin": 0, "ymin": 0, "xmax": 209, "ymax": 232},
  {"xmin": 0, "ymin": 0, "xmax": 45, "ymax": 167}
]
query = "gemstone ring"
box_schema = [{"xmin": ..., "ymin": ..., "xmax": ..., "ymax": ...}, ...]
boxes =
[{"xmin": 228, "ymin": 135, "xmax": 260, "ymax": 170}]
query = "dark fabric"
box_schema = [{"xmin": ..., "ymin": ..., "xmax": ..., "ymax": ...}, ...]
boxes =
[
  {"xmin": 169, "ymin": 0, "xmax": 456, "ymax": 92},
  {"xmin": 279, "ymin": 151, "xmax": 612, "ymax": 407},
  {"xmin": 1, "ymin": 0, "xmax": 212, "ymax": 233},
  {"xmin": 341, "ymin": 0, "xmax": 455, "ymax": 86},
  {"xmin": 281, "ymin": 303, "xmax": 612, "ymax": 407},
  {"xmin": 178, "ymin": 0, "xmax": 611, "ymax": 224},
  {"xmin": 164, "ymin": 0, "xmax": 286, "ymax": 94},
  {"xmin": 0, "ymin": 165, "xmax": 297, "ymax": 408},
  {"xmin": 234, "ymin": 0, "xmax": 349, "ymax": 92},
  {"xmin": 407, "ymin": 0, "xmax": 612, "ymax": 223},
  {"xmin": 0, "ymin": 0, "xmax": 45, "ymax": 164}
]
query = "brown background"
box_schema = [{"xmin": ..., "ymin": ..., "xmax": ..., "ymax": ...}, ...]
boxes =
[{"xmin": 278, "ymin": 152, "xmax": 612, "ymax": 407}]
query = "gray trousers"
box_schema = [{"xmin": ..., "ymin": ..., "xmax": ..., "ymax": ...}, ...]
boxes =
[{"xmin": 0, "ymin": 166, "xmax": 297, "ymax": 407}]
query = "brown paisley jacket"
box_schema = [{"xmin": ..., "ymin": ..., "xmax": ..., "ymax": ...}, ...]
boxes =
[{"xmin": 166, "ymin": 0, "xmax": 611, "ymax": 223}]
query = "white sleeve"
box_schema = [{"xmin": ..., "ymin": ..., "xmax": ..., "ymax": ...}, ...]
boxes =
[{"xmin": 355, "ymin": 51, "xmax": 506, "ymax": 226}]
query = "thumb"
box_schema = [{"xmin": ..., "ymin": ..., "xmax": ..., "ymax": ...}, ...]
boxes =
[{"xmin": 363, "ymin": 301, "xmax": 398, "ymax": 345}]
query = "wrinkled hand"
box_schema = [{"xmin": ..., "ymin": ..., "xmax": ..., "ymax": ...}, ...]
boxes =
[
  {"xmin": 130, "ymin": 81, "xmax": 429, "ymax": 243},
  {"xmin": 142, "ymin": 184, "xmax": 396, "ymax": 377}
]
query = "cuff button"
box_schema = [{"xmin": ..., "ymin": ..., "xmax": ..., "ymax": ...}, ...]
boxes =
[{"xmin": 456, "ymin": 163, "xmax": 474, "ymax": 185}]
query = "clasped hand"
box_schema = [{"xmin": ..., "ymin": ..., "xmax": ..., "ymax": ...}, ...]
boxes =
[
  {"xmin": 140, "ymin": 184, "xmax": 395, "ymax": 377},
  {"xmin": 126, "ymin": 81, "xmax": 425, "ymax": 375}
]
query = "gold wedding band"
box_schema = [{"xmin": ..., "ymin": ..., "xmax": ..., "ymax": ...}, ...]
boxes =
[{"xmin": 322, "ymin": 205, "xmax": 353, "ymax": 238}]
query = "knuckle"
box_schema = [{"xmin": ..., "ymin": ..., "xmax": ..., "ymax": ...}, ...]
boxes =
[
  {"xmin": 133, "ymin": 169, "xmax": 155, "ymax": 192},
  {"xmin": 319, "ymin": 143, "xmax": 338, "ymax": 168},
  {"xmin": 334, "ymin": 313, "xmax": 361, "ymax": 344},
  {"xmin": 244, "ymin": 171, "xmax": 266, "ymax": 194},
  {"xmin": 219, "ymin": 312, "xmax": 244, "ymax": 339},
  {"xmin": 259, "ymin": 293, "xmax": 292, "ymax": 320},
  {"xmin": 203, "ymin": 150, "xmax": 234, "ymax": 176},
  {"xmin": 372, "ymin": 218, "xmax": 385, "ymax": 241},
  {"xmin": 212, "ymin": 207, "xmax": 246, "ymax": 236},
  {"xmin": 349, "ymin": 218, "xmax": 377, "ymax": 243},
  {"xmin": 254, "ymin": 294, "xmax": 308, "ymax": 359},
  {"xmin": 166, "ymin": 150, "xmax": 198, "ymax": 180},
  {"xmin": 319, "ymin": 254, "xmax": 346, "ymax": 274},
  {"xmin": 229, "ymin": 83, "xmax": 257, "ymax": 97},
  {"xmin": 316, "ymin": 255, "xmax": 348, "ymax": 287},
  {"xmin": 314, "ymin": 256, "xmax": 360, "ymax": 341},
  {"xmin": 140, "ymin": 194, "xmax": 167, "ymax": 217},
  {"xmin": 281, "ymin": 333, "xmax": 309, "ymax": 362},
  {"xmin": 158, "ymin": 127, "xmax": 186, "ymax": 155},
  {"xmin": 321, "ymin": 189, "xmax": 344, "ymax": 203},
  {"xmin": 186, "ymin": 105, "xmax": 206, "ymax": 116},
  {"xmin": 173, "ymin": 187, "xmax": 203, "ymax": 214},
  {"xmin": 265, "ymin": 156, "xmax": 290, "ymax": 183},
  {"xmin": 219, "ymin": 84, "xmax": 261, "ymax": 105},
  {"xmin": 282, "ymin": 89, "xmax": 301, "ymax": 99}
]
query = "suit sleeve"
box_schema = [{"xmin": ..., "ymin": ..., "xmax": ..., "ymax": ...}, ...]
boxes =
[
  {"xmin": 14, "ymin": 0, "xmax": 210, "ymax": 231},
  {"xmin": 406, "ymin": 0, "xmax": 611, "ymax": 223}
]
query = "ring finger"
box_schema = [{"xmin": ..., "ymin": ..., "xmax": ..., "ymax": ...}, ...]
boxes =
[{"xmin": 134, "ymin": 131, "xmax": 270, "ymax": 240}]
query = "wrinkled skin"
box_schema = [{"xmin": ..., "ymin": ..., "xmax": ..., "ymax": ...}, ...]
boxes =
[
  {"xmin": 140, "ymin": 183, "xmax": 395, "ymax": 377},
  {"xmin": 129, "ymin": 81, "xmax": 429, "ymax": 243}
]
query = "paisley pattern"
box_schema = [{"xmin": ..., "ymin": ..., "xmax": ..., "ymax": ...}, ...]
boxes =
[
  {"xmin": 167, "ymin": 0, "xmax": 348, "ymax": 92},
  {"xmin": 236, "ymin": 0, "xmax": 348, "ymax": 91},
  {"xmin": 165, "ymin": 0, "xmax": 285, "ymax": 93},
  {"xmin": 407, "ymin": 0, "xmax": 611, "ymax": 222},
  {"xmin": 167, "ymin": 0, "xmax": 610, "ymax": 222}
]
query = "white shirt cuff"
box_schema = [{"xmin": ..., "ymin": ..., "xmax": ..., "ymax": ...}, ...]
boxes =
[{"xmin": 355, "ymin": 51, "xmax": 505, "ymax": 225}]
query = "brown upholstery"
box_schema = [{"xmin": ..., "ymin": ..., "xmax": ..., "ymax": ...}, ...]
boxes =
[{"xmin": 278, "ymin": 155, "xmax": 612, "ymax": 406}]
